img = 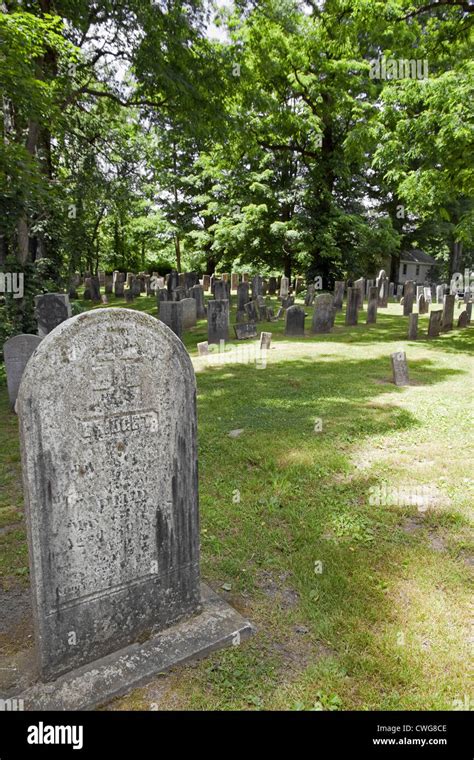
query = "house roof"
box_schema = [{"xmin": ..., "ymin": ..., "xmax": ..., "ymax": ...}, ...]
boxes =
[{"xmin": 400, "ymin": 249, "xmax": 436, "ymax": 265}]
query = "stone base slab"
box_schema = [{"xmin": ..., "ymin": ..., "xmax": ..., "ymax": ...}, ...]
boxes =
[{"xmin": 16, "ymin": 584, "xmax": 254, "ymax": 710}]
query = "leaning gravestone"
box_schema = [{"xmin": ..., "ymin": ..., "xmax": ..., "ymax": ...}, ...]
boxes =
[
  {"xmin": 35, "ymin": 294, "xmax": 72, "ymax": 338},
  {"xmin": 408, "ymin": 313, "xmax": 418, "ymax": 340},
  {"xmin": 4, "ymin": 334, "xmax": 42, "ymax": 410},
  {"xmin": 16, "ymin": 309, "xmax": 251, "ymax": 708},
  {"xmin": 366, "ymin": 286, "xmax": 378, "ymax": 324},
  {"xmin": 345, "ymin": 287, "xmax": 358, "ymax": 326},
  {"xmin": 285, "ymin": 305, "xmax": 305, "ymax": 336},
  {"xmin": 208, "ymin": 300, "xmax": 229, "ymax": 344},
  {"xmin": 234, "ymin": 323, "xmax": 257, "ymax": 340},
  {"xmin": 428, "ymin": 309, "xmax": 443, "ymax": 338},
  {"xmin": 311, "ymin": 294, "xmax": 335, "ymax": 333},
  {"xmin": 391, "ymin": 351, "xmax": 409, "ymax": 386},
  {"xmin": 244, "ymin": 301, "xmax": 258, "ymax": 322}
]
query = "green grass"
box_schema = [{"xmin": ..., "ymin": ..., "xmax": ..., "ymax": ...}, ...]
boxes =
[{"xmin": 1, "ymin": 291, "xmax": 473, "ymax": 710}]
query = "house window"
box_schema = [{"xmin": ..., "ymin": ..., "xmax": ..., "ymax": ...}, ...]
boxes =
[
  {"xmin": 415, "ymin": 265, "xmax": 420, "ymax": 276},
  {"xmin": 402, "ymin": 264, "xmax": 407, "ymax": 275}
]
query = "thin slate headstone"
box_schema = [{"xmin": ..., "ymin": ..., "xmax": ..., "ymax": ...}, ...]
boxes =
[
  {"xmin": 251, "ymin": 275, "xmax": 263, "ymax": 299},
  {"xmin": 214, "ymin": 280, "xmax": 228, "ymax": 301},
  {"xmin": 305, "ymin": 284, "xmax": 315, "ymax": 307},
  {"xmin": 231, "ymin": 273, "xmax": 239, "ymax": 291},
  {"xmin": 280, "ymin": 276, "xmax": 289, "ymax": 299},
  {"xmin": 35, "ymin": 294, "xmax": 72, "ymax": 338},
  {"xmin": 311, "ymin": 294, "xmax": 335, "ymax": 333},
  {"xmin": 234, "ymin": 323, "xmax": 257, "ymax": 340},
  {"xmin": 333, "ymin": 281, "xmax": 345, "ymax": 310},
  {"xmin": 4, "ymin": 334, "xmax": 42, "ymax": 410},
  {"xmin": 237, "ymin": 282, "xmax": 249, "ymax": 312},
  {"xmin": 197, "ymin": 341, "xmax": 209, "ymax": 356},
  {"xmin": 17, "ymin": 309, "xmax": 201, "ymax": 681},
  {"xmin": 417, "ymin": 293, "xmax": 427, "ymax": 315},
  {"xmin": 442, "ymin": 294, "xmax": 455, "ymax": 331},
  {"xmin": 466, "ymin": 302, "xmax": 472, "ymax": 324},
  {"xmin": 345, "ymin": 287, "xmax": 358, "ymax": 326},
  {"xmin": 458, "ymin": 311, "xmax": 468, "ymax": 328},
  {"xmin": 428, "ymin": 309, "xmax": 443, "ymax": 338},
  {"xmin": 285, "ymin": 305, "xmax": 305, "ymax": 336},
  {"xmin": 354, "ymin": 278, "xmax": 365, "ymax": 310},
  {"xmin": 259, "ymin": 331, "xmax": 272, "ymax": 350},
  {"xmin": 244, "ymin": 301, "xmax": 258, "ymax": 322},
  {"xmin": 391, "ymin": 351, "xmax": 409, "ymax": 386},
  {"xmin": 202, "ymin": 274, "xmax": 210, "ymax": 292},
  {"xmin": 181, "ymin": 298, "xmax": 197, "ymax": 329},
  {"xmin": 366, "ymin": 286, "xmax": 378, "ymax": 324},
  {"xmin": 268, "ymin": 277, "xmax": 277, "ymax": 295},
  {"xmin": 376, "ymin": 270, "xmax": 388, "ymax": 308},
  {"xmin": 190, "ymin": 285, "xmax": 206, "ymax": 319},
  {"xmin": 408, "ymin": 313, "xmax": 418, "ymax": 340},
  {"xmin": 208, "ymin": 300, "xmax": 229, "ymax": 344},
  {"xmin": 403, "ymin": 281, "xmax": 415, "ymax": 316},
  {"xmin": 436, "ymin": 285, "xmax": 445, "ymax": 304},
  {"xmin": 113, "ymin": 272, "xmax": 125, "ymax": 297},
  {"xmin": 159, "ymin": 300, "xmax": 183, "ymax": 338}
]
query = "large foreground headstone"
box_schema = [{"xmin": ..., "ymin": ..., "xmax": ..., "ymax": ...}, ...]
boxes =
[
  {"xmin": 35, "ymin": 294, "xmax": 72, "ymax": 338},
  {"xmin": 16, "ymin": 309, "xmax": 252, "ymax": 705},
  {"xmin": 4, "ymin": 334, "xmax": 42, "ymax": 410}
]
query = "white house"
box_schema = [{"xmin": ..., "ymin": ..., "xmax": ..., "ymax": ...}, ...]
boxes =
[{"xmin": 397, "ymin": 250, "xmax": 436, "ymax": 285}]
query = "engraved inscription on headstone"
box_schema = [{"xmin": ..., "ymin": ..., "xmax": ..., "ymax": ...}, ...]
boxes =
[{"xmin": 17, "ymin": 309, "xmax": 201, "ymax": 681}]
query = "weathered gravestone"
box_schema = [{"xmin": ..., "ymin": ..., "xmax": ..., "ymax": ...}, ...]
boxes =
[
  {"xmin": 391, "ymin": 351, "xmax": 409, "ymax": 386},
  {"xmin": 190, "ymin": 284, "xmax": 206, "ymax": 319},
  {"xmin": 167, "ymin": 270, "xmax": 179, "ymax": 295},
  {"xmin": 130, "ymin": 276, "xmax": 141, "ymax": 298},
  {"xmin": 236, "ymin": 282, "xmax": 249, "ymax": 323},
  {"xmin": 197, "ymin": 341, "xmax": 209, "ymax": 356},
  {"xmin": 231, "ymin": 273, "xmax": 239, "ymax": 291},
  {"xmin": 244, "ymin": 301, "xmax": 258, "ymax": 322},
  {"xmin": 345, "ymin": 287, "xmax": 358, "ymax": 326},
  {"xmin": 354, "ymin": 278, "xmax": 365, "ymax": 310},
  {"xmin": 214, "ymin": 280, "xmax": 227, "ymax": 301},
  {"xmin": 268, "ymin": 276, "xmax": 277, "ymax": 295},
  {"xmin": 403, "ymin": 281, "xmax": 415, "ymax": 316},
  {"xmin": 208, "ymin": 300, "xmax": 229, "ymax": 344},
  {"xmin": 259, "ymin": 331, "xmax": 272, "ymax": 350},
  {"xmin": 172, "ymin": 286, "xmax": 187, "ymax": 302},
  {"xmin": 366, "ymin": 286, "xmax": 378, "ymax": 324},
  {"xmin": 202, "ymin": 274, "xmax": 210, "ymax": 292},
  {"xmin": 436, "ymin": 284, "xmax": 445, "ymax": 303},
  {"xmin": 104, "ymin": 274, "xmax": 113, "ymax": 295},
  {"xmin": 442, "ymin": 294, "xmax": 455, "ymax": 331},
  {"xmin": 157, "ymin": 287, "xmax": 169, "ymax": 308},
  {"xmin": 124, "ymin": 287, "xmax": 133, "ymax": 303},
  {"xmin": 280, "ymin": 276, "xmax": 289, "ymax": 299},
  {"xmin": 113, "ymin": 272, "xmax": 125, "ymax": 297},
  {"xmin": 417, "ymin": 294, "xmax": 427, "ymax": 315},
  {"xmin": 256, "ymin": 295, "xmax": 268, "ymax": 321},
  {"xmin": 35, "ymin": 294, "xmax": 72, "ymax": 338},
  {"xmin": 311, "ymin": 294, "xmax": 335, "ymax": 333},
  {"xmin": 304, "ymin": 284, "xmax": 316, "ymax": 307},
  {"xmin": 408, "ymin": 313, "xmax": 418, "ymax": 340},
  {"xmin": 428, "ymin": 309, "xmax": 443, "ymax": 338},
  {"xmin": 251, "ymin": 275, "xmax": 263, "ymax": 299},
  {"xmin": 16, "ymin": 309, "xmax": 252, "ymax": 707},
  {"xmin": 466, "ymin": 302, "xmax": 472, "ymax": 324},
  {"xmin": 4, "ymin": 334, "xmax": 42, "ymax": 410},
  {"xmin": 90, "ymin": 276, "xmax": 101, "ymax": 302},
  {"xmin": 285, "ymin": 305, "xmax": 305, "ymax": 336},
  {"xmin": 376, "ymin": 270, "xmax": 388, "ymax": 308},
  {"xmin": 333, "ymin": 281, "xmax": 345, "ymax": 310},
  {"xmin": 159, "ymin": 300, "xmax": 183, "ymax": 338},
  {"xmin": 457, "ymin": 311, "xmax": 468, "ymax": 328},
  {"xmin": 181, "ymin": 298, "xmax": 197, "ymax": 329},
  {"xmin": 234, "ymin": 323, "xmax": 257, "ymax": 340}
]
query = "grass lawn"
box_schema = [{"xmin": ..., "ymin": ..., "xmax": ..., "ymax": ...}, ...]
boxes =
[{"xmin": 0, "ymin": 292, "xmax": 472, "ymax": 711}]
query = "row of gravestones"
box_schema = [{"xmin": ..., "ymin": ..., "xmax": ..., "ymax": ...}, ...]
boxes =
[{"xmin": 3, "ymin": 308, "xmax": 253, "ymax": 709}]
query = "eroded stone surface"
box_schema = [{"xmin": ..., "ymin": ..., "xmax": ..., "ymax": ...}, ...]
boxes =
[
  {"xmin": 17, "ymin": 308, "xmax": 200, "ymax": 682},
  {"xmin": 3, "ymin": 334, "xmax": 42, "ymax": 409}
]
